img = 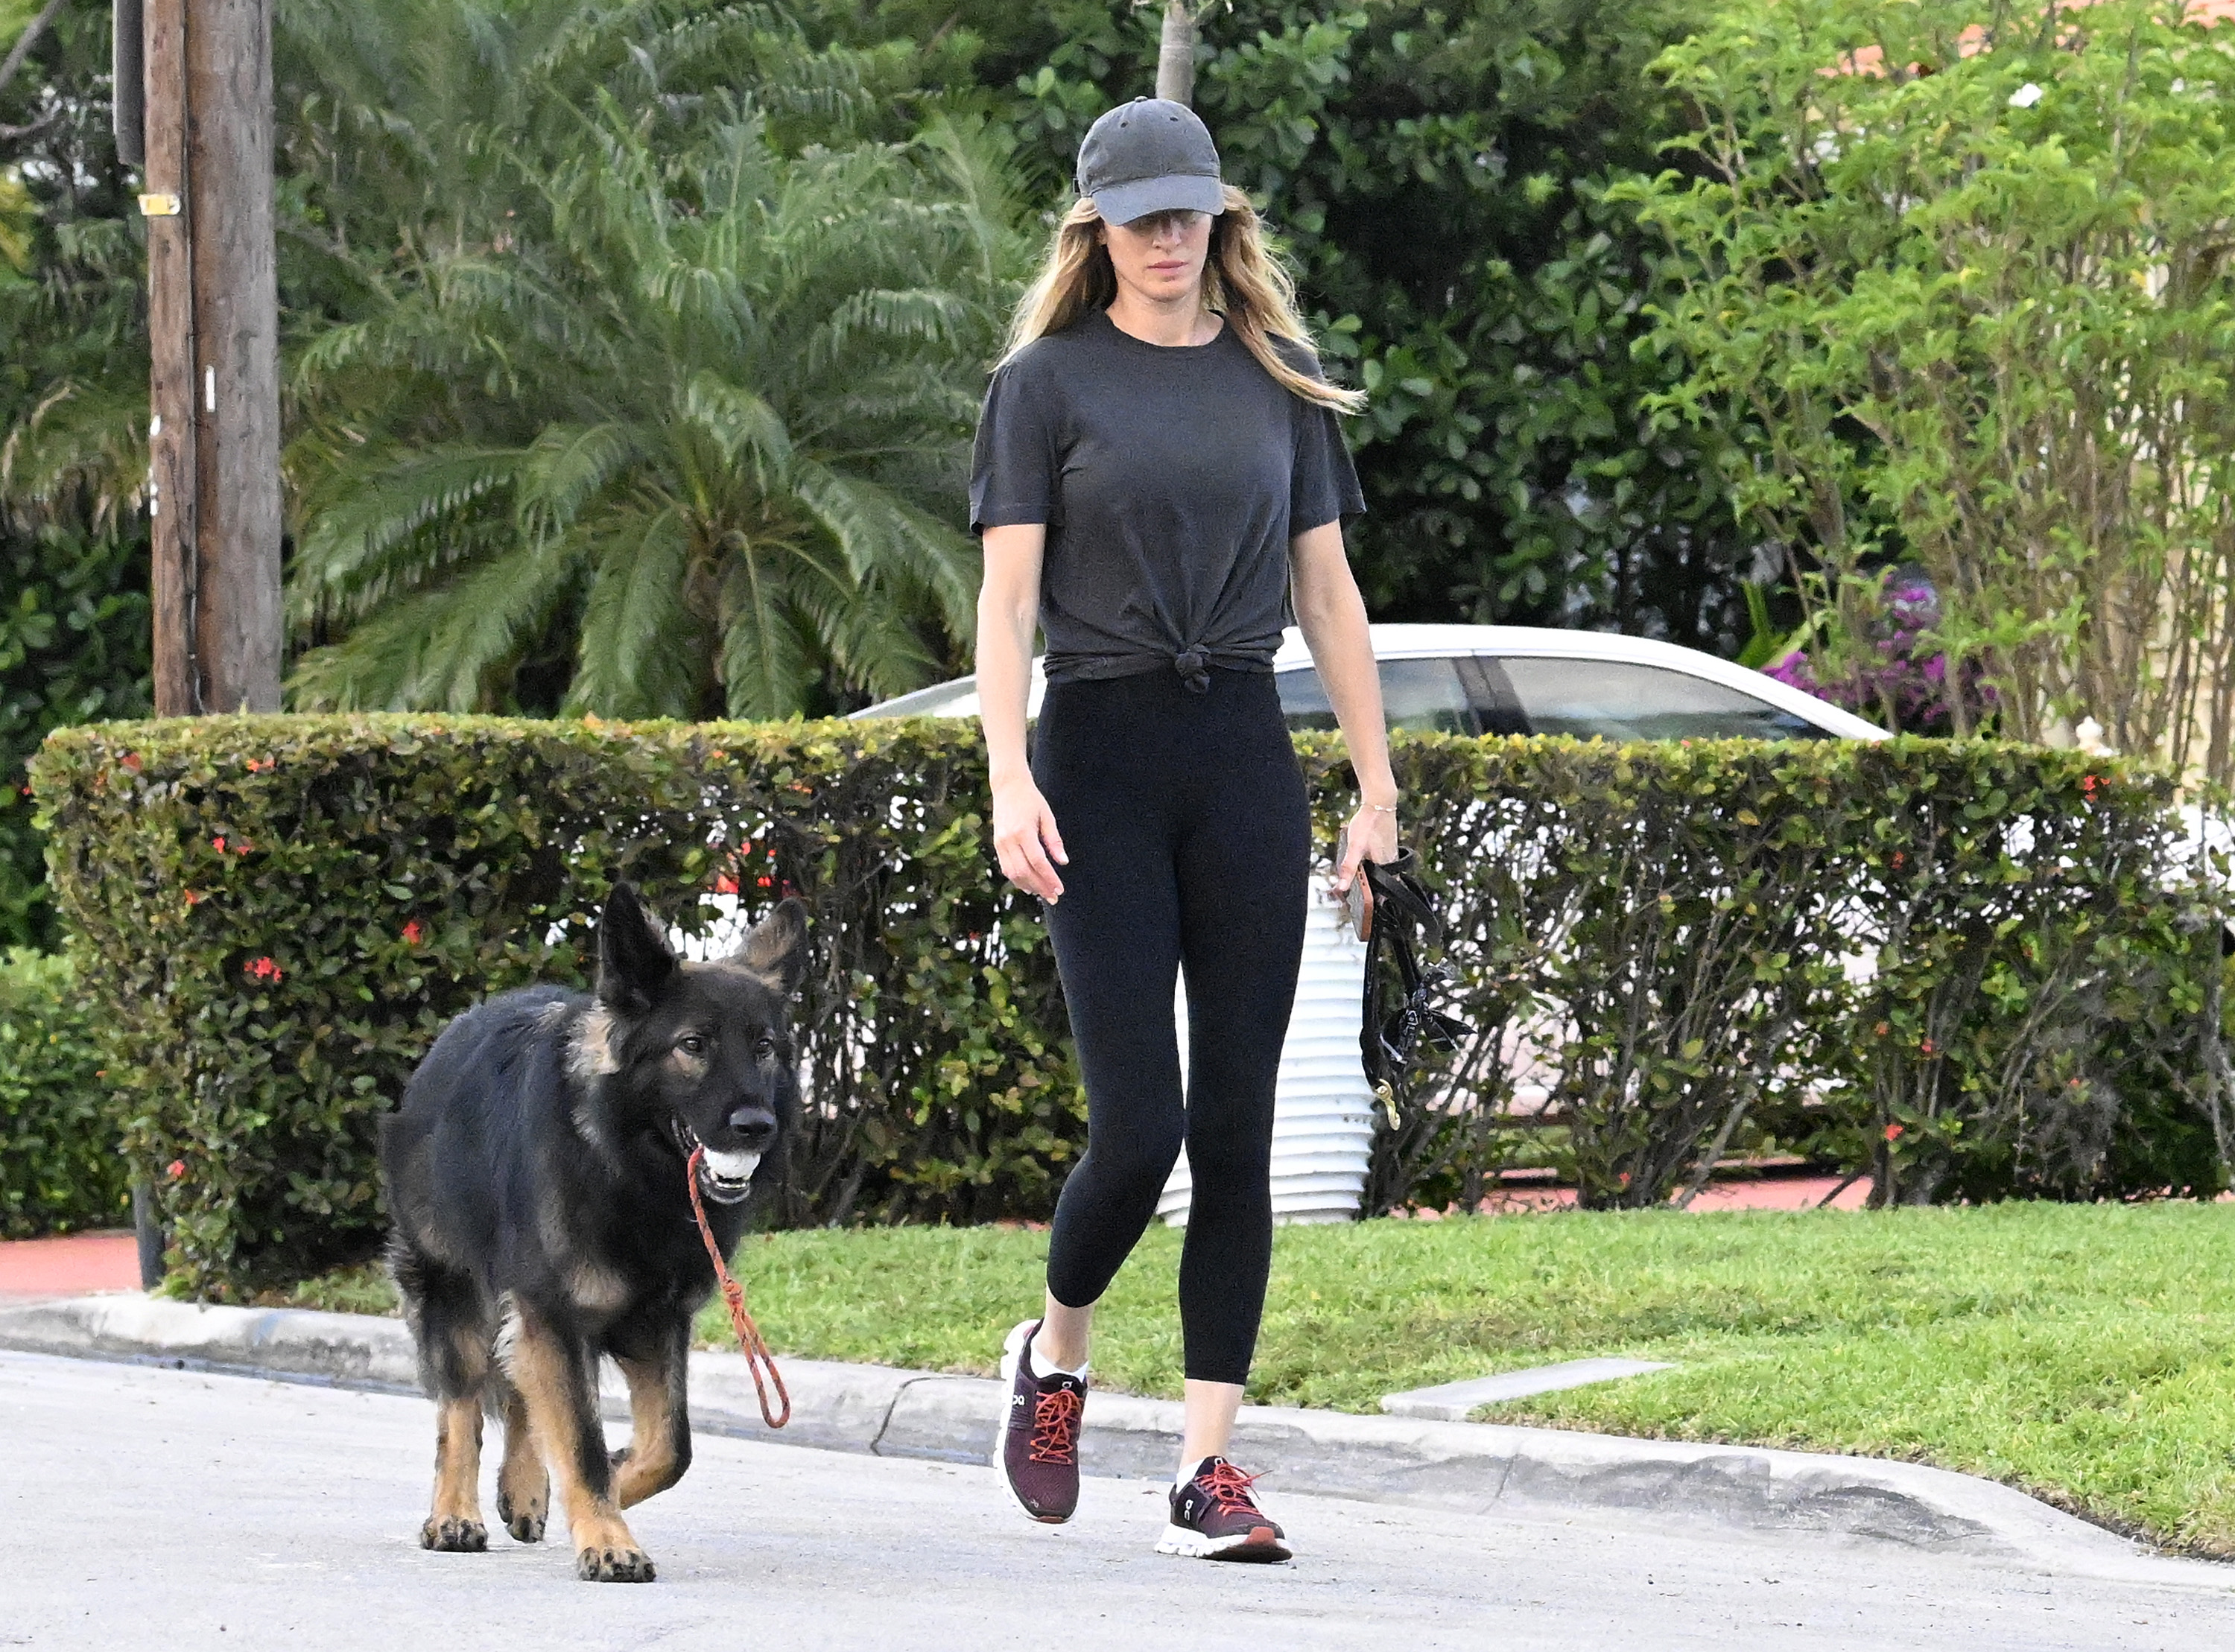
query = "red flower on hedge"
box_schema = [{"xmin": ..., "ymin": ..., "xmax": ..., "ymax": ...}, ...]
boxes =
[
  {"xmin": 711, "ymin": 872, "xmax": 739, "ymax": 895},
  {"xmin": 2082, "ymin": 774, "xmax": 2100, "ymax": 798},
  {"xmin": 166, "ymin": 1159, "xmax": 185, "ymax": 1180},
  {"xmin": 1885, "ymin": 1123, "xmax": 1905, "ymax": 1142},
  {"xmin": 247, "ymin": 955, "xmax": 283, "ymax": 982},
  {"xmin": 1918, "ymin": 1038, "xmax": 1937, "ymax": 1056},
  {"xmin": 121, "ymin": 752, "xmax": 142, "ymax": 773},
  {"xmin": 212, "ymin": 835, "xmax": 226, "ymax": 852},
  {"xmin": 402, "ymin": 920, "xmax": 424, "ymax": 945}
]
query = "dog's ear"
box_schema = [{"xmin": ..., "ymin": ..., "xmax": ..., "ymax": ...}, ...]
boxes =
[
  {"xmin": 732, "ymin": 897, "xmax": 808, "ymax": 996},
  {"xmin": 596, "ymin": 882, "xmax": 677, "ymax": 1012}
]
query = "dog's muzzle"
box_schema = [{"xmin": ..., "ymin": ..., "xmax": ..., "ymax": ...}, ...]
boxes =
[{"xmin": 675, "ymin": 1119, "xmax": 760, "ymax": 1204}]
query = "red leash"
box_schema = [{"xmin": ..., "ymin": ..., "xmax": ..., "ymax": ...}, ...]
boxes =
[{"xmin": 684, "ymin": 1145, "xmax": 791, "ymax": 1429}]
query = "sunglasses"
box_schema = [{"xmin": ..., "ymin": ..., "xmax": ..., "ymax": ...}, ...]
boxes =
[{"xmin": 1116, "ymin": 209, "xmax": 1210, "ymax": 237}]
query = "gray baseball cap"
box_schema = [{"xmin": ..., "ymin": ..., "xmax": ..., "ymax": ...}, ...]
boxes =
[{"xmin": 1075, "ymin": 98, "xmax": 1226, "ymax": 225}]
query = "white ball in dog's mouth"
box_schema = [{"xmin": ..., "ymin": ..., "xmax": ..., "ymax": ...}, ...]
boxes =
[{"xmin": 697, "ymin": 1147, "xmax": 761, "ymax": 1197}]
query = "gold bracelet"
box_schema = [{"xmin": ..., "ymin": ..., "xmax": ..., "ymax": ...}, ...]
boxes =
[{"xmin": 1365, "ymin": 801, "xmax": 1398, "ymax": 814}]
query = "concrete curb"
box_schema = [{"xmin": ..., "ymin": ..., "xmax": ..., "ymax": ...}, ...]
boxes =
[{"xmin": 1, "ymin": 1294, "xmax": 2218, "ymax": 1586}]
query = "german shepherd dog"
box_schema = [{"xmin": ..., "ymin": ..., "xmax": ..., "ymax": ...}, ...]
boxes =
[{"xmin": 380, "ymin": 882, "xmax": 806, "ymax": 1582}]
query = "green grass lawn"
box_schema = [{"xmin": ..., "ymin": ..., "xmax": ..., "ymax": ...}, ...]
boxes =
[{"xmin": 275, "ymin": 1202, "xmax": 2235, "ymax": 1556}]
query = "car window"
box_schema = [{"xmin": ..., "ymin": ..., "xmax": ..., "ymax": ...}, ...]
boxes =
[
  {"xmin": 1493, "ymin": 657, "xmax": 1828, "ymax": 741},
  {"xmin": 1276, "ymin": 657, "xmax": 1476, "ymax": 736}
]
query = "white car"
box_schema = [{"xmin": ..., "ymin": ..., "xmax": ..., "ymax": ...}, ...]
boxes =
[{"xmin": 852, "ymin": 623, "xmax": 1888, "ymax": 742}]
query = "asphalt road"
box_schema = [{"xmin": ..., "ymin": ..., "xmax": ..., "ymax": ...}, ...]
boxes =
[{"xmin": 4, "ymin": 1349, "xmax": 2234, "ymax": 1652}]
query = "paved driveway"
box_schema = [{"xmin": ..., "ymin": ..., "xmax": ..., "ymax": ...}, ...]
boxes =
[{"xmin": 4, "ymin": 1350, "xmax": 2231, "ymax": 1651}]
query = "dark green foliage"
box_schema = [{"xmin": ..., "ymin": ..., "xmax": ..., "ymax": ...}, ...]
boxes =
[
  {"xmin": 0, "ymin": 1, "xmax": 153, "ymax": 949},
  {"xmin": 1341, "ymin": 735, "xmax": 2231, "ymax": 1213},
  {"xmin": 811, "ymin": 0, "xmax": 1752, "ymax": 647},
  {"xmin": 0, "ymin": 947, "xmax": 129, "ymax": 1236},
  {"xmin": 279, "ymin": 1, "xmax": 1021, "ymax": 719},
  {"xmin": 34, "ymin": 715, "xmax": 2231, "ymax": 1297},
  {"xmin": 0, "ymin": 525, "xmax": 151, "ymax": 947}
]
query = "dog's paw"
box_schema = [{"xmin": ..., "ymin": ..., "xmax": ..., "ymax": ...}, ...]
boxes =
[
  {"xmin": 577, "ymin": 1544, "xmax": 656, "ymax": 1583},
  {"xmin": 419, "ymin": 1516, "xmax": 489, "ymax": 1553},
  {"xmin": 495, "ymin": 1488, "xmax": 546, "ymax": 1544}
]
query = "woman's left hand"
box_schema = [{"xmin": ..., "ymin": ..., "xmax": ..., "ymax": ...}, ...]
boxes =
[{"xmin": 1331, "ymin": 799, "xmax": 1399, "ymax": 914}]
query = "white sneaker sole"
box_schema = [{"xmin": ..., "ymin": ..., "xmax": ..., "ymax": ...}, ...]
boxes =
[{"xmin": 1154, "ymin": 1522, "xmax": 1291, "ymax": 1563}]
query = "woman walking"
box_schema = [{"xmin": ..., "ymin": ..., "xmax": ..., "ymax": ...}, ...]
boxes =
[{"xmin": 972, "ymin": 98, "xmax": 1399, "ymax": 1563}]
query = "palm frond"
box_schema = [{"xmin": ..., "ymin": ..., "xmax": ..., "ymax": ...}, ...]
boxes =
[
  {"xmin": 716, "ymin": 541, "xmax": 815, "ymax": 719},
  {"xmin": 562, "ymin": 505, "xmax": 700, "ymax": 717},
  {"xmin": 289, "ymin": 533, "xmax": 584, "ymax": 711},
  {"xmin": 788, "ymin": 457, "xmax": 978, "ymax": 638},
  {"xmin": 291, "ymin": 445, "xmax": 524, "ymax": 620},
  {"xmin": 679, "ymin": 372, "xmax": 793, "ymax": 486},
  {"xmin": 516, "ymin": 421, "xmax": 643, "ymax": 544}
]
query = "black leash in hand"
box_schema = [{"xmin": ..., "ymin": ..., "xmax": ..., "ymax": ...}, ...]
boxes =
[{"xmin": 1357, "ymin": 851, "xmax": 1473, "ymax": 1128}]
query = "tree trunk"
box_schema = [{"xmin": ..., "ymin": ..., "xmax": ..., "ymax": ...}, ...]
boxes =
[{"xmin": 1155, "ymin": 0, "xmax": 1195, "ymax": 106}]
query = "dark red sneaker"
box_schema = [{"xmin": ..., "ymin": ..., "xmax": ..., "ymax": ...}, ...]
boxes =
[
  {"xmin": 1157, "ymin": 1456, "xmax": 1290, "ymax": 1562},
  {"xmin": 995, "ymin": 1319, "xmax": 1086, "ymax": 1523}
]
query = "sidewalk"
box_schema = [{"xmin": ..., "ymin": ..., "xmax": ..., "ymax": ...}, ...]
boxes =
[
  {"xmin": 0, "ymin": 1229, "xmax": 140, "ymax": 1298},
  {"xmin": 0, "ymin": 1290, "xmax": 2220, "ymax": 1591}
]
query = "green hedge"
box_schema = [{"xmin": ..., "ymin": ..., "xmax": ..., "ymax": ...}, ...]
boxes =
[
  {"xmin": 0, "ymin": 948, "xmax": 130, "ymax": 1237},
  {"xmin": 31, "ymin": 716, "xmax": 2234, "ymax": 1298},
  {"xmin": 32, "ymin": 716, "xmax": 1075, "ymax": 1297},
  {"xmin": 1380, "ymin": 737, "xmax": 2233, "ymax": 1213}
]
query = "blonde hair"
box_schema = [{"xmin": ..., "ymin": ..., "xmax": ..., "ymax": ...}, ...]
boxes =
[{"xmin": 1001, "ymin": 185, "xmax": 1367, "ymax": 415}]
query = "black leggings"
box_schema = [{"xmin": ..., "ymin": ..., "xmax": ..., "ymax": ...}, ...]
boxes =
[{"xmin": 1034, "ymin": 667, "xmax": 1310, "ymax": 1385}]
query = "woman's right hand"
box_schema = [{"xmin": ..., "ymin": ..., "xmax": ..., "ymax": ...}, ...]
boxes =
[{"xmin": 992, "ymin": 775, "xmax": 1068, "ymax": 903}]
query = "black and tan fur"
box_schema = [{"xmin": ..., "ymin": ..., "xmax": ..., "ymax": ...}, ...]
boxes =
[{"xmin": 379, "ymin": 883, "xmax": 805, "ymax": 1582}]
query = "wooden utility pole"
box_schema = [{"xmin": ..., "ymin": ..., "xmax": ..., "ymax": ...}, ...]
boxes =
[{"xmin": 139, "ymin": 0, "xmax": 282, "ymax": 717}]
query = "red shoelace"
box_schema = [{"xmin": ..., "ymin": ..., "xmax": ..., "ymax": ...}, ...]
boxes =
[
  {"xmin": 1029, "ymin": 1385, "xmax": 1083, "ymax": 1464},
  {"xmin": 1197, "ymin": 1460, "xmax": 1266, "ymax": 1514}
]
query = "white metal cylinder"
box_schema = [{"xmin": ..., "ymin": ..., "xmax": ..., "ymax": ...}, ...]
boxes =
[{"xmin": 1156, "ymin": 876, "xmax": 1375, "ymax": 1226}]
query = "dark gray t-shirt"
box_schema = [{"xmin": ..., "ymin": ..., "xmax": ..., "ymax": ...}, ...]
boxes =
[{"xmin": 968, "ymin": 309, "xmax": 1366, "ymax": 690}]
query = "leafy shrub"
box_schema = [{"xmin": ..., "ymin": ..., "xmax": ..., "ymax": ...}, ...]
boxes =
[
  {"xmin": 32, "ymin": 717, "xmax": 2231, "ymax": 1296},
  {"xmin": 0, "ymin": 947, "xmax": 128, "ymax": 1236},
  {"xmin": 1760, "ymin": 571, "xmax": 1996, "ymax": 737},
  {"xmin": 1337, "ymin": 736, "xmax": 2231, "ymax": 1213},
  {"xmin": 0, "ymin": 523, "xmax": 153, "ymax": 951},
  {"xmin": 1623, "ymin": 0, "xmax": 2235, "ymax": 774},
  {"xmin": 32, "ymin": 716, "xmax": 1075, "ymax": 1297}
]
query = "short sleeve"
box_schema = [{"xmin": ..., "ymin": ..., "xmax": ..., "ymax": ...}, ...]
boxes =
[
  {"xmin": 1284, "ymin": 349, "xmax": 1366, "ymax": 534},
  {"xmin": 968, "ymin": 361, "xmax": 1058, "ymax": 536}
]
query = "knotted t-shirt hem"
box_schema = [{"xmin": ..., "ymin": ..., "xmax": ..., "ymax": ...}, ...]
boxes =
[{"xmin": 1044, "ymin": 649, "xmax": 1276, "ymax": 688}]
